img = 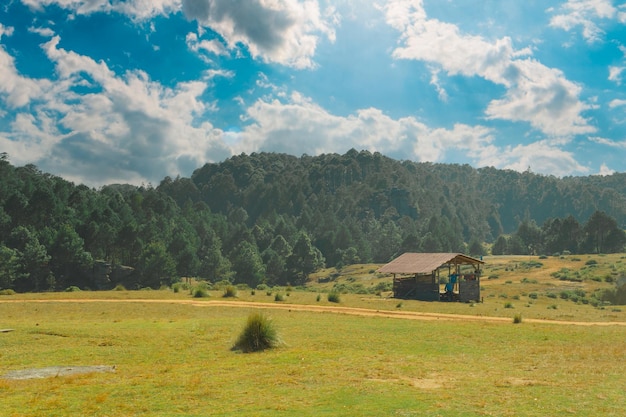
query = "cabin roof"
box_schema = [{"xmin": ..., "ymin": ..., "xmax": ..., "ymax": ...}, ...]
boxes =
[{"xmin": 377, "ymin": 252, "xmax": 484, "ymax": 275}]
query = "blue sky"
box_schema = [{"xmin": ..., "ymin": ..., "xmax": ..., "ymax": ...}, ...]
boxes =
[{"xmin": 1, "ymin": 0, "xmax": 625, "ymax": 187}]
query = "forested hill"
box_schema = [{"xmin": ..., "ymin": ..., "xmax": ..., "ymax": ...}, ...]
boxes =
[
  {"xmin": 1, "ymin": 150, "xmax": 626, "ymax": 292},
  {"xmin": 186, "ymin": 149, "xmax": 626, "ymax": 236}
]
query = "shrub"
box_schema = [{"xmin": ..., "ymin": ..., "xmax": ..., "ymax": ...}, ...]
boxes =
[
  {"xmin": 232, "ymin": 312, "xmax": 280, "ymax": 353},
  {"xmin": 65, "ymin": 286, "xmax": 81, "ymax": 292},
  {"xmin": 548, "ymin": 304, "xmax": 558, "ymax": 310},
  {"xmin": 250, "ymin": 289, "xmax": 256, "ymax": 296},
  {"xmin": 585, "ymin": 259, "xmax": 598, "ymax": 266},
  {"xmin": 327, "ymin": 292, "xmax": 341, "ymax": 303},
  {"xmin": 546, "ymin": 292, "xmax": 557, "ymax": 299},
  {"xmin": 113, "ymin": 284, "xmax": 127, "ymax": 291},
  {"xmin": 316, "ymin": 294, "xmax": 321, "ymax": 302},
  {"xmin": 504, "ymin": 302, "xmax": 514, "ymax": 309},
  {"xmin": 274, "ymin": 293, "xmax": 285, "ymax": 302},
  {"xmin": 256, "ymin": 284, "xmax": 269, "ymax": 291},
  {"xmin": 396, "ymin": 302, "xmax": 403, "ymax": 308},
  {"xmin": 0, "ymin": 289, "xmax": 16, "ymax": 295},
  {"xmin": 528, "ymin": 292, "xmax": 538, "ymax": 299},
  {"xmin": 223, "ymin": 285, "xmax": 238, "ymax": 298},
  {"xmin": 513, "ymin": 313, "xmax": 523, "ymax": 324},
  {"xmin": 193, "ymin": 287, "xmax": 209, "ymax": 298}
]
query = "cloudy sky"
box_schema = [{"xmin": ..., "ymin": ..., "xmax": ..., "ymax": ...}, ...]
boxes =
[{"xmin": 1, "ymin": 0, "xmax": 625, "ymax": 186}]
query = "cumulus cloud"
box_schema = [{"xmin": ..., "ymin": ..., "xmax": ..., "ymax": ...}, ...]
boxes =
[
  {"xmin": 181, "ymin": 0, "xmax": 337, "ymax": 68},
  {"xmin": 20, "ymin": 0, "xmax": 180, "ymax": 20},
  {"xmin": 385, "ymin": 0, "xmax": 594, "ymax": 138},
  {"xmin": 549, "ymin": 0, "xmax": 626, "ymax": 42},
  {"xmin": 0, "ymin": 34, "xmax": 231, "ymax": 186},
  {"xmin": 230, "ymin": 90, "xmax": 494, "ymax": 163},
  {"xmin": 479, "ymin": 141, "xmax": 590, "ymax": 176},
  {"xmin": 0, "ymin": 24, "xmax": 50, "ymax": 108}
]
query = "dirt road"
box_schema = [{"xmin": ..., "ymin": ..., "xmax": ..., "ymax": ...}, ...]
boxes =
[{"xmin": 2, "ymin": 298, "xmax": 625, "ymax": 326}]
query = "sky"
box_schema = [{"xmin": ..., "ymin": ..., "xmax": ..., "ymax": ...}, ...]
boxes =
[{"xmin": 0, "ymin": 0, "xmax": 625, "ymax": 187}]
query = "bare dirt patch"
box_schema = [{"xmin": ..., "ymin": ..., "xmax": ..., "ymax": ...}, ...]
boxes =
[{"xmin": 2, "ymin": 365, "xmax": 116, "ymax": 380}]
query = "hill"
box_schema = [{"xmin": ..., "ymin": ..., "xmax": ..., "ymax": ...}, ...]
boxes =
[{"xmin": 1, "ymin": 150, "xmax": 626, "ymax": 292}]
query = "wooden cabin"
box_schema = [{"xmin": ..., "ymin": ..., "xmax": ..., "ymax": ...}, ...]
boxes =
[{"xmin": 377, "ymin": 253, "xmax": 484, "ymax": 302}]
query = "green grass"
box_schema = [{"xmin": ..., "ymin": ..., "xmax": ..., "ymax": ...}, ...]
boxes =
[
  {"xmin": 1, "ymin": 296, "xmax": 625, "ymax": 416},
  {"xmin": 1, "ymin": 254, "xmax": 626, "ymax": 415}
]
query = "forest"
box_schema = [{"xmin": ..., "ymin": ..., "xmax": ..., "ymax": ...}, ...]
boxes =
[{"xmin": 1, "ymin": 149, "xmax": 625, "ymax": 292}]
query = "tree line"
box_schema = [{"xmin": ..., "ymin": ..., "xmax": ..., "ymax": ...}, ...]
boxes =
[{"xmin": 1, "ymin": 150, "xmax": 625, "ymax": 292}]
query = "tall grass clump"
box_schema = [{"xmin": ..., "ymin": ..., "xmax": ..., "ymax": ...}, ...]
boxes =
[
  {"xmin": 223, "ymin": 285, "xmax": 238, "ymax": 298},
  {"xmin": 327, "ymin": 291, "xmax": 341, "ymax": 303},
  {"xmin": 193, "ymin": 286, "xmax": 210, "ymax": 298},
  {"xmin": 232, "ymin": 312, "xmax": 280, "ymax": 353},
  {"xmin": 513, "ymin": 313, "xmax": 523, "ymax": 324}
]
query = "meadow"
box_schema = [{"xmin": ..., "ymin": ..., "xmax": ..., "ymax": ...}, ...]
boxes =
[{"xmin": 1, "ymin": 254, "xmax": 625, "ymax": 416}]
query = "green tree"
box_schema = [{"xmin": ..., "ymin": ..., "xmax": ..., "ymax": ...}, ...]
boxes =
[
  {"xmin": 0, "ymin": 245, "xmax": 19, "ymax": 290},
  {"xmin": 582, "ymin": 211, "xmax": 625, "ymax": 253},
  {"xmin": 286, "ymin": 232, "xmax": 325, "ymax": 284},
  {"xmin": 138, "ymin": 242, "xmax": 177, "ymax": 288},
  {"xmin": 230, "ymin": 240, "xmax": 265, "ymax": 287},
  {"xmin": 48, "ymin": 224, "xmax": 94, "ymax": 289}
]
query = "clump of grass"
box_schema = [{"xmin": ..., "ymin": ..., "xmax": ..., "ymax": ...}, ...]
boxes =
[
  {"xmin": 548, "ymin": 304, "xmax": 558, "ymax": 310},
  {"xmin": 528, "ymin": 292, "xmax": 538, "ymax": 299},
  {"xmin": 274, "ymin": 293, "xmax": 285, "ymax": 302},
  {"xmin": 65, "ymin": 286, "xmax": 81, "ymax": 292},
  {"xmin": 193, "ymin": 287, "xmax": 210, "ymax": 298},
  {"xmin": 504, "ymin": 302, "xmax": 514, "ymax": 309},
  {"xmin": 223, "ymin": 285, "xmax": 238, "ymax": 298},
  {"xmin": 513, "ymin": 313, "xmax": 522, "ymax": 324},
  {"xmin": 316, "ymin": 294, "xmax": 321, "ymax": 302},
  {"xmin": 0, "ymin": 289, "xmax": 16, "ymax": 295},
  {"xmin": 232, "ymin": 312, "xmax": 280, "ymax": 353},
  {"xmin": 396, "ymin": 302, "xmax": 403, "ymax": 309},
  {"xmin": 327, "ymin": 292, "xmax": 341, "ymax": 303},
  {"xmin": 113, "ymin": 284, "xmax": 127, "ymax": 291}
]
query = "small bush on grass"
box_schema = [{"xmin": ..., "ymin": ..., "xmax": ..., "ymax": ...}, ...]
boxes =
[
  {"xmin": 327, "ymin": 292, "xmax": 341, "ymax": 303},
  {"xmin": 274, "ymin": 293, "xmax": 285, "ymax": 302},
  {"xmin": 528, "ymin": 292, "xmax": 538, "ymax": 299},
  {"xmin": 65, "ymin": 286, "xmax": 81, "ymax": 292},
  {"xmin": 316, "ymin": 294, "xmax": 321, "ymax": 302},
  {"xmin": 504, "ymin": 302, "xmax": 514, "ymax": 309},
  {"xmin": 513, "ymin": 313, "xmax": 523, "ymax": 324},
  {"xmin": 0, "ymin": 289, "xmax": 16, "ymax": 295},
  {"xmin": 223, "ymin": 285, "xmax": 238, "ymax": 298},
  {"xmin": 193, "ymin": 287, "xmax": 210, "ymax": 298},
  {"xmin": 232, "ymin": 312, "xmax": 280, "ymax": 353}
]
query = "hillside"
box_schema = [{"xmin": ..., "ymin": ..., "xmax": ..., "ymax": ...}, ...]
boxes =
[{"xmin": 1, "ymin": 150, "xmax": 626, "ymax": 292}]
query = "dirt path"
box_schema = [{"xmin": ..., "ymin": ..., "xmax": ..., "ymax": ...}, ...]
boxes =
[{"xmin": 2, "ymin": 298, "xmax": 626, "ymax": 326}]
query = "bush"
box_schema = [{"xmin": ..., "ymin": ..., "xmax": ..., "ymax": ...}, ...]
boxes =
[
  {"xmin": 504, "ymin": 302, "xmax": 514, "ymax": 309},
  {"xmin": 274, "ymin": 293, "xmax": 285, "ymax": 302},
  {"xmin": 528, "ymin": 292, "xmax": 538, "ymax": 299},
  {"xmin": 65, "ymin": 286, "xmax": 81, "ymax": 292},
  {"xmin": 0, "ymin": 289, "xmax": 16, "ymax": 295},
  {"xmin": 193, "ymin": 287, "xmax": 209, "ymax": 298},
  {"xmin": 223, "ymin": 285, "xmax": 238, "ymax": 298},
  {"xmin": 513, "ymin": 313, "xmax": 523, "ymax": 324},
  {"xmin": 232, "ymin": 312, "xmax": 280, "ymax": 353},
  {"xmin": 316, "ymin": 294, "xmax": 321, "ymax": 302},
  {"xmin": 327, "ymin": 292, "xmax": 341, "ymax": 303}
]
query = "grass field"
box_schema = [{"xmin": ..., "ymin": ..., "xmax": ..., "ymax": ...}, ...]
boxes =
[{"xmin": 1, "ymin": 255, "xmax": 625, "ymax": 416}]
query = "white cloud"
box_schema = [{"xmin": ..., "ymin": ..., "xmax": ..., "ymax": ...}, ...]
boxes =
[
  {"xmin": 186, "ymin": 32, "xmax": 228, "ymax": 63},
  {"xmin": 609, "ymin": 98, "xmax": 626, "ymax": 108},
  {"xmin": 0, "ymin": 24, "xmax": 50, "ymax": 108},
  {"xmin": 231, "ymin": 90, "xmax": 495, "ymax": 163},
  {"xmin": 385, "ymin": 0, "xmax": 594, "ymax": 138},
  {"xmin": 609, "ymin": 45, "xmax": 626, "ymax": 84},
  {"xmin": 28, "ymin": 26, "xmax": 55, "ymax": 37},
  {"xmin": 20, "ymin": 0, "xmax": 180, "ymax": 20},
  {"xmin": 0, "ymin": 34, "xmax": 231, "ymax": 186},
  {"xmin": 480, "ymin": 141, "xmax": 590, "ymax": 176},
  {"xmin": 549, "ymin": 0, "xmax": 625, "ymax": 42},
  {"xmin": 181, "ymin": 0, "xmax": 337, "ymax": 69},
  {"xmin": 598, "ymin": 163, "xmax": 615, "ymax": 175},
  {"xmin": 589, "ymin": 136, "xmax": 626, "ymax": 148}
]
